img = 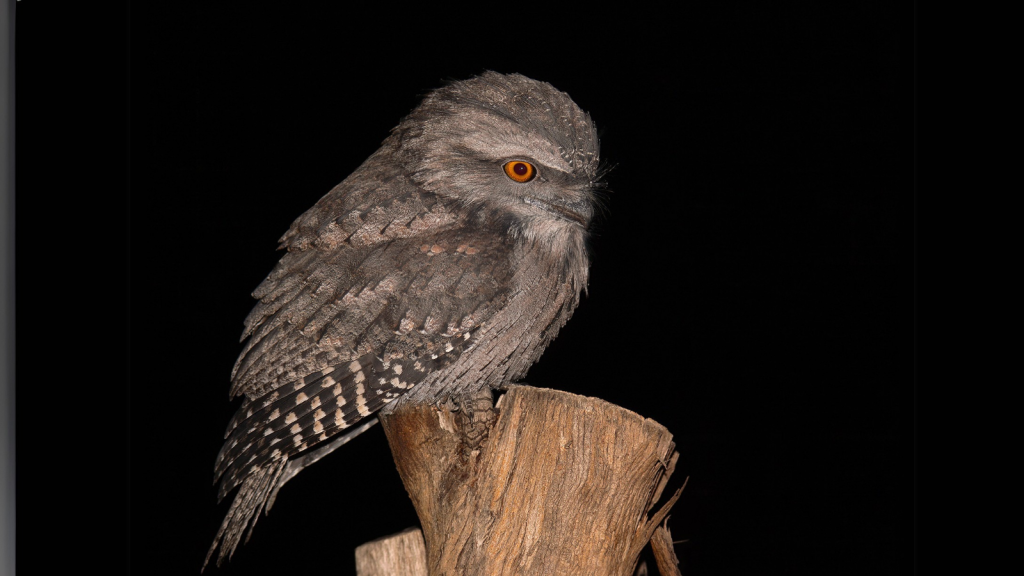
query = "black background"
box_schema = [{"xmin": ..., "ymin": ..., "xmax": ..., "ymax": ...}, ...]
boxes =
[{"xmin": 14, "ymin": 2, "xmax": 913, "ymax": 575}]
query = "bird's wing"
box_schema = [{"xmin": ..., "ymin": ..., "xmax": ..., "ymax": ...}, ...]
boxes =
[
  {"xmin": 213, "ymin": 231, "xmax": 510, "ymax": 495},
  {"xmin": 206, "ymin": 182, "xmax": 514, "ymax": 568},
  {"xmin": 230, "ymin": 182, "xmax": 470, "ymax": 401}
]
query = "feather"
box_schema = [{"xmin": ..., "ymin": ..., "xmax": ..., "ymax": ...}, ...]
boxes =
[
  {"xmin": 203, "ymin": 458, "xmax": 286, "ymax": 570},
  {"xmin": 208, "ymin": 72, "xmax": 601, "ymax": 566}
]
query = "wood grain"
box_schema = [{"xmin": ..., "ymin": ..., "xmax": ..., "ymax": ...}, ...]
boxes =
[
  {"xmin": 355, "ymin": 527, "xmax": 428, "ymax": 576},
  {"xmin": 373, "ymin": 386, "xmax": 683, "ymax": 575}
]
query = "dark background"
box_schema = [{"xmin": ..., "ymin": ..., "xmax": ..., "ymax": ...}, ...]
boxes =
[{"xmin": 15, "ymin": 2, "xmax": 913, "ymax": 575}]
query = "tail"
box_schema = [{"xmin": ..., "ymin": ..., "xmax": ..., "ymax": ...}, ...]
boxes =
[{"xmin": 202, "ymin": 459, "xmax": 288, "ymax": 571}]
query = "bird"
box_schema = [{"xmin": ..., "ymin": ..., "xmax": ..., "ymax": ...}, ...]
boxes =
[{"xmin": 205, "ymin": 71, "xmax": 603, "ymax": 569}]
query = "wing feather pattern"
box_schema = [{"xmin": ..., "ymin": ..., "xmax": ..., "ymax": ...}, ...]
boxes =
[{"xmin": 206, "ymin": 177, "xmax": 514, "ymax": 568}]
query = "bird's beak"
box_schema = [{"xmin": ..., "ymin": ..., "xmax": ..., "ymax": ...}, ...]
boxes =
[{"xmin": 524, "ymin": 195, "xmax": 592, "ymax": 227}]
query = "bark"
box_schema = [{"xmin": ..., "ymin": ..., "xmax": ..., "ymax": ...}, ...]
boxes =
[
  {"xmin": 354, "ymin": 527, "xmax": 428, "ymax": 576},
  {"xmin": 365, "ymin": 386, "xmax": 683, "ymax": 575}
]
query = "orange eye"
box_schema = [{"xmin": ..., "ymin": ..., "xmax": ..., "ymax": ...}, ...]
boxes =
[{"xmin": 502, "ymin": 160, "xmax": 536, "ymax": 183}]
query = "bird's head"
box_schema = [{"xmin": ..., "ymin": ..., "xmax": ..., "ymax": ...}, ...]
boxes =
[{"xmin": 392, "ymin": 72, "xmax": 602, "ymax": 245}]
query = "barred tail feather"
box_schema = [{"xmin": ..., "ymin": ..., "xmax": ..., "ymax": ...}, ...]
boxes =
[
  {"xmin": 203, "ymin": 459, "xmax": 288, "ymax": 571},
  {"xmin": 206, "ymin": 333, "xmax": 474, "ymax": 565},
  {"xmin": 214, "ymin": 379, "xmax": 396, "ymax": 501}
]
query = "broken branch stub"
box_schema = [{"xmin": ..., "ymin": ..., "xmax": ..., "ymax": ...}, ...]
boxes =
[{"xmin": 376, "ymin": 386, "xmax": 682, "ymax": 576}]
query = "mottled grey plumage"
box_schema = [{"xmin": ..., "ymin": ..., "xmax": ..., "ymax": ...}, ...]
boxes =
[{"xmin": 205, "ymin": 72, "xmax": 601, "ymax": 568}]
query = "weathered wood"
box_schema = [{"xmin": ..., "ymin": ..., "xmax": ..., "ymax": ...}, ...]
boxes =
[
  {"xmin": 354, "ymin": 527, "xmax": 428, "ymax": 576},
  {"xmin": 650, "ymin": 524, "xmax": 683, "ymax": 576},
  {"xmin": 374, "ymin": 386, "xmax": 682, "ymax": 575}
]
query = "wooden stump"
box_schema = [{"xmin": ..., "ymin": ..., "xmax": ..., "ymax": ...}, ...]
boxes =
[
  {"xmin": 359, "ymin": 386, "xmax": 683, "ymax": 576},
  {"xmin": 355, "ymin": 528, "xmax": 428, "ymax": 576}
]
